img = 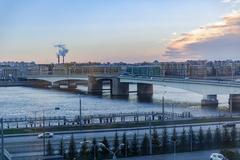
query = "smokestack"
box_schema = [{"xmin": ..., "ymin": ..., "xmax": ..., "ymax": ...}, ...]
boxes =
[
  {"xmin": 54, "ymin": 44, "xmax": 68, "ymax": 64},
  {"xmin": 57, "ymin": 55, "xmax": 60, "ymax": 64}
]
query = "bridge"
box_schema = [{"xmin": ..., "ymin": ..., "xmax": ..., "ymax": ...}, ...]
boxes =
[{"xmin": 26, "ymin": 75, "xmax": 240, "ymax": 109}]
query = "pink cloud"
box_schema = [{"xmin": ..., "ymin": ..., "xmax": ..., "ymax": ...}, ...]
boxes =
[{"xmin": 163, "ymin": 11, "xmax": 240, "ymax": 60}]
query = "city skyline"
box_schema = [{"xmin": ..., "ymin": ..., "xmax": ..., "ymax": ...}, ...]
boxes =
[{"xmin": 1, "ymin": 0, "xmax": 240, "ymax": 63}]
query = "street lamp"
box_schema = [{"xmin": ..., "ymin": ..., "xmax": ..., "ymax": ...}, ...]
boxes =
[
  {"xmin": 189, "ymin": 126, "xmax": 193, "ymax": 152},
  {"xmin": 124, "ymin": 132, "xmax": 133, "ymax": 157},
  {"xmin": 1, "ymin": 118, "xmax": 4, "ymax": 160},
  {"xmin": 173, "ymin": 139, "xmax": 176, "ymax": 160},
  {"xmin": 229, "ymin": 94, "xmax": 233, "ymax": 118},
  {"xmin": 80, "ymin": 141, "xmax": 124, "ymax": 160},
  {"xmin": 79, "ymin": 94, "xmax": 82, "ymax": 128},
  {"xmin": 98, "ymin": 142, "xmax": 124, "ymax": 160},
  {"xmin": 34, "ymin": 107, "xmax": 60, "ymax": 156},
  {"xmin": 80, "ymin": 140, "xmax": 98, "ymax": 160},
  {"xmin": 162, "ymin": 86, "xmax": 167, "ymax": 121},
  {"xmin": 148, "ymin": 116, "xmax": 152, "ymax": 155}
]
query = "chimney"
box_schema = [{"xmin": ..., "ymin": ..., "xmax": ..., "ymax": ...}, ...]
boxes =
[
  {"xmin": 62, "ymin": 56, "xmax": 65, "ymax": 64},
  {"xmin": 57, "ymin": 55, "xmax": 60, "ymax": 64}
]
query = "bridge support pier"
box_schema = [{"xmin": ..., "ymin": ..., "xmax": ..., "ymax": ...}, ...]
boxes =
[
  {"xmin": 52, "ymin": 83, "xmax": 60, "ymax": 89},
  {"xmin": 111, "ymin": 79, "xmax": 129, "ymax": 96},
  {"xmin": 88, "ymin": 76, "xmax": 129, "ymax": 96},
  {"xmin": 68, "ymin": 83, "xmax": 77, "ymax": 89},
  {"xmin": 137, "ymin": 83, "xmax": 153, "ymax": 96},
  {"xmin": 201, "ymin": 95, "xmax": 218, "ymax": 107},
  {"xmin": 88, "ymin": 76, "xmax": 103, "ymax": 95},
  {"xmin": 229, "ymin": 94, "xmax": 240, "ymax": 111}
]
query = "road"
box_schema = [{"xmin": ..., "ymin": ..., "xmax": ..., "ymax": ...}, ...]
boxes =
[
  {"xmin": 3, "ymin": 120, "xmax": 240, "ymax": 158},
  {"xmin": 119, "ymin": 150, "xmax": 220, "ymax": 160}
]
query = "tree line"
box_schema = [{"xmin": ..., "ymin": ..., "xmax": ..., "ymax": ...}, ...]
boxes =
[{"xmin": 46, "ymin": 126, "xmax": 239, "ymax": 160}]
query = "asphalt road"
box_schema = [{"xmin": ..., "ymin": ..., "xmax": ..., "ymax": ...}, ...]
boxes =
[
  {"xmin": 3, "ymin": 120, "xmax": 240, "ymax": 158},
  {"xmin": 119, "ymin": 150, "xmax": 220, "ymax": 160}
]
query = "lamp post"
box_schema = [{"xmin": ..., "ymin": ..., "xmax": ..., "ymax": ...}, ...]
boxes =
[
  {"xmin": 35, "ymin": 107, "xmax": 60, "ymax": 157},
  {"xmin": 231, "ymin": 62, "xmax": 234, "ymax": 81},
  {"xmin": 98, "ymin": 142, "xmax": 124, "ymax": 160},
  {"xmin": 189, "ymin": 126, "xmax": 193, "ymax": 152},
  {"xmin": 79, "ymin": 94, "xmax": 82, "ymax": 128},
  {"xmin": 1, "ymin": 118, "xmax": 4, "ymax": 160},
  {"xmin": 230, "ymin": 94, "xmax": 233, "ymax": 118},
  {"xmin": 148, "ymin": 116, "xmax": 152, "ymax": 155},
  {"xmin": 125, "ymin": 132, "xmax": 133, "ymax": 157},
  {"xmin": 173, "ymin": 140, "xmax": 176, "ymax": 160},
  {"xmin": 80, "ymin": 141, "xmax": 124, "ymax": 160},
  {"xmin": 162, "ymin": 88, "xmax": 167, "ymax": 121}
]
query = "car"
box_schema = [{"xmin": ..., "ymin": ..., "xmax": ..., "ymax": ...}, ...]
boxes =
[
  {"xmin": 210, "ymin": 153, "xmax": 228, "ymax": 160},
  {"xmin": 235, "ymin": 79, "xmax": 240, "ymax": 82},
  {"xmin": 223, "ymin": 122, "xmax": 236, "ymax": 128},
  {"xmin": 38, "ymin": 132, "xmax": 54, "ymax": 138}
]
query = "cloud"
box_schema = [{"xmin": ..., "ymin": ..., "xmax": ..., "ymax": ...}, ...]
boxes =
[
  {"xmin": 163, "ymin": 11, "xmax": 240, "ymax": 61},
  {"xmin": 222, "ymin": 0, "xmax": 240, "ymax": 4}
]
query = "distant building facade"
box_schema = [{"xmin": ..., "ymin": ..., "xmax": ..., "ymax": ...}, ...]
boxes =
[{"xmin": 1, "ymin": 60, "xmax": 240, "ymax": 79}]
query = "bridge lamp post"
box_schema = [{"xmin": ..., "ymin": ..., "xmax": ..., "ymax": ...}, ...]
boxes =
[{"xmin": 231, "ymin": 63, "xmax": 235, "ymax": 81}]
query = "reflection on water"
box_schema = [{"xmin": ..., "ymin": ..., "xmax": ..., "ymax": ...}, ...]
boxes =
[{"xmin": 0, "ymin": 85, "xmax": 232, "ymax": 118}]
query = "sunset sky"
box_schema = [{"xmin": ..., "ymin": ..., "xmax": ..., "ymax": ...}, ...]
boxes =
[{"xmin": 1, "ymin": 0, "xmax": 240, "ymax": 63}]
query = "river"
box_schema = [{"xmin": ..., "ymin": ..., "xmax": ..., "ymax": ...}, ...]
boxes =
[{"xmin": 0, "ymin": 85, "xmax": 232, "ymax": 118}]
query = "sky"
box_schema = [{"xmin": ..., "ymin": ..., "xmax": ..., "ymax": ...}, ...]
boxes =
[{"xmin": 0, "ymin": 0, "xmax": 240, "ymax": 63}]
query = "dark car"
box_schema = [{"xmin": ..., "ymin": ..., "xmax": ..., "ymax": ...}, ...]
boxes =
[{"xmin": 223, "ymin": 122, "xmax": 236, "ymax": 128}]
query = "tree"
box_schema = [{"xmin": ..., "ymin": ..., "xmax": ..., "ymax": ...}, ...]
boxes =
[
  {"xmin": 197, "ymin": 127, "xmax": 205, "ymax": 150},
  {"xmin": 179, "ymin": 128, "xmax": 187, "ymax": 152},
  {"xmin": 152, "ymin": 128, "xmax": 161, "ymax": 154},
  {"xmin": 79, "ymin": 138, "xmax": 89, "ymax": 160},
  {"xmin": 130, "ymin": 133, "xmax": 139, "ymax": 156},
  {"xmin": 46, "ymin": 139, "xmax": 53, "ymax": 156},
  {"xmin": 113, "ymin": 132, "xmax": 119, "ymax": 153},
  {"xmin": 161, "ymin": 128, "xmax": 169, "ymax": 153},
  {"xmin": 59, "ymin": 137, "xmax": 66, "ymax": 159},
  {"xmin": 141, "ymin": 133, "xmax": 149, "ymax": 155},
  {"xmin": 68, "ymin": 134, "xmax": 77, "ymax": 160},
  {"xmin": 205, "ymin": 127, "xmax": 213, "ymax": 149},
  {"xmin": 188, "ymin": 126, "xmax": 196, "ymax": 151},
  {"xmin": 171, "ymin": 128, "xmax": 177, "ymax": 153},
  {"xmin": 90, "ymin": 138, "xmax": 99, "ymax": 160},
  {"xmin": 223, "ymin": 127, "xmax": 231, "ymax": 148},
  {"xmin": 121, "ymin": 132, "xmax": 129, "ymax": 157},
  {"xmin": 101, "ymin": 136, "xmax": 110, "ymax": 159},
  {"xmin": 214, "ymin": 127, "xmax": 222, "ymax": 148},
  {"xmin": 231, "ymin": 126, "xmax": 237, "ymax": 147}
]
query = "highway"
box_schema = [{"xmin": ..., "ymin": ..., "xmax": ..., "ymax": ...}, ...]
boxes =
[
  {"xmin": 119, "ymin": 149, "xmax": 223, "ymax": 160},
  {"xmin": 4, "ymin": 120, "xmax": 240, "ymax": 158}
]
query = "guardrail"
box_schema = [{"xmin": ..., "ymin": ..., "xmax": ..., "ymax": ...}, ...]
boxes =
[{"xmin": 4, "ymin": 149, "xmax": 12, "ymax": 160}]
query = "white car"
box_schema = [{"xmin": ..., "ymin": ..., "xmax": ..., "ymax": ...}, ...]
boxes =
[
  {"xmin": 210, "ymin": 153, "xmax": 228, "ymax": 160},
  {"xmin": 38, "ymin": 132, "xmax": 54, "ymax": 138}
]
